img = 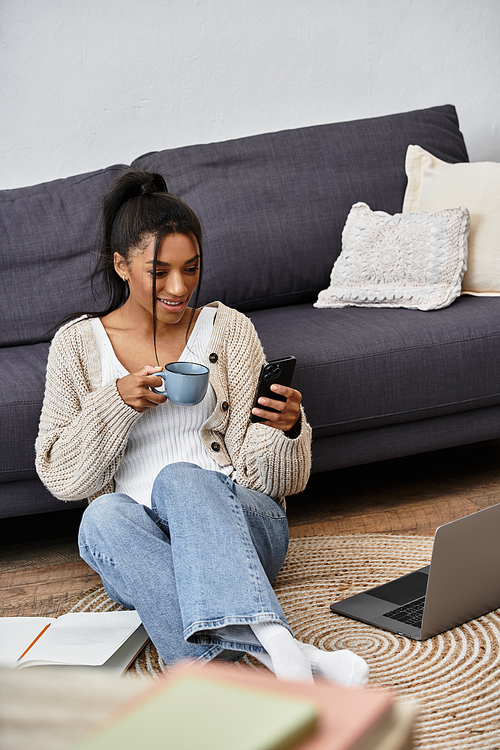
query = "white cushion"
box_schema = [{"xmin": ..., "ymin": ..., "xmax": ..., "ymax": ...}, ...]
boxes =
[
  {"xmin": 315, "ymin": 202, "xmax": 469, "ymax": 311},
  {"xmin": 403, "ymin": 145, "xmax": 500, "ymax": 296}
]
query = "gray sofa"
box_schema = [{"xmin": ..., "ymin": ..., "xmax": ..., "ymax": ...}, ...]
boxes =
[{"xmin": 2, "ymin": 104, "xmax": 500, "ymax": 519}]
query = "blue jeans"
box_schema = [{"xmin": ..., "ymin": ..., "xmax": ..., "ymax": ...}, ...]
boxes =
[{"xmin": 78, "ymin": 462, "xmax": 290, "ymax": 666}]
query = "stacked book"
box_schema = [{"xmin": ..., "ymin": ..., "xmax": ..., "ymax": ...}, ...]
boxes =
[{"xmin": 75, "ymin": 661, "xmax": 417, "ymax": 750}]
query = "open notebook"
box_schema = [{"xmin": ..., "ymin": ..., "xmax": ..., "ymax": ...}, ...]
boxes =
[{"xmin": 0, "ymin": 610, "xmax": 148, "ymax": 674}]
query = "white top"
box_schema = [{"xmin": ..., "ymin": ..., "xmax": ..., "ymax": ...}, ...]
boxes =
[{"xmin": 90, "ymin": 307, "xmax": 232, "ymax": 507}]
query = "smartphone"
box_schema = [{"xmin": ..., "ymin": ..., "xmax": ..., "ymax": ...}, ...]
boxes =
[{"xmin": 250, "ymin": 356, "xmax": 297, "ymax": 423}]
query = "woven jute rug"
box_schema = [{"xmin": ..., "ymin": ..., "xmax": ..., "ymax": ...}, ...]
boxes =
[{"xmin": 64, "ymin": 534, "xmax": 500, "ymax": 750}]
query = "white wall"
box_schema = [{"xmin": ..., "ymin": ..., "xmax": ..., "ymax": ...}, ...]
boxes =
[{"xmin": 1, "ymin": 0, "xmax": 499, "ymax": 190}]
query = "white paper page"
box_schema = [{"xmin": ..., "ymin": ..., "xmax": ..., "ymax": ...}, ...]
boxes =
[
  {"xmin": 18, "ymin": 611, "xmax": 142, "ymax": 667},
  {"xmin": 0, "ymin": 617, "xmax": 54, "ymax": 668},
  {"xmin": 33, "ymin": 625, "xmax": 150, "ymax": 675}
]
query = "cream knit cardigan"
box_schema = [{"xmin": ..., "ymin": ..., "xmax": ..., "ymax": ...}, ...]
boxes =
[{"xmin": 35, "ymin": 301, "xmax": 312, "ymax": 505}]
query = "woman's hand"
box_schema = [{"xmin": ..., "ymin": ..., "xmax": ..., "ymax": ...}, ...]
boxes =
[
  {"xmin": 116, "ymin": 366, "xmax": 167, "ymax": 413},
  {"xmin": 251, "ymin": 384, "xmax": 302, "ymax": 433}
]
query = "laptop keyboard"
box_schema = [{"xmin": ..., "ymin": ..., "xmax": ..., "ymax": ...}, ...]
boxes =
[{"xmin": 385, "ymin": 596, "xmax": 425, "ymax": 628}]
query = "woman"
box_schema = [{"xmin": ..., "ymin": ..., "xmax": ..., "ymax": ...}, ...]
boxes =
[{"xmin": 36, "ymin": 169, "xmax": 368, "ymax": 685}]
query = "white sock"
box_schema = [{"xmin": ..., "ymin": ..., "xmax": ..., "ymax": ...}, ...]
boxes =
[
  {"xmin": 296, "ymin": 641, "xmax": 369, "ymax": 687},
  {"xmin": 250, "ymin": 622, "xmax": 314, "ymax": 683},
  {"xmin": 251, "ymin": 649, "xmax": 274, "ymax": 671}
]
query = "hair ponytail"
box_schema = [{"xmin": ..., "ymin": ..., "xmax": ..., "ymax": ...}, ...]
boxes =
[{"xmin": 55, "ymin": 169, "xmax": 203, "ymax": 357}]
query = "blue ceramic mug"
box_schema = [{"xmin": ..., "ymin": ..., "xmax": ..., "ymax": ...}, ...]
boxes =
[{"xmin": 151, "ymin": 362, "xmax": 210, "ymax": 406}]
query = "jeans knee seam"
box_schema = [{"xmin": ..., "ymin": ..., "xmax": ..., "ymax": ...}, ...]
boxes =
[
  {"xmin": 242, "ymin": 509, "xmax": 287, "ymax": 521},
  {"xmin": 82, "ymin": 549, "xmax": 117, "ymax": 567}
]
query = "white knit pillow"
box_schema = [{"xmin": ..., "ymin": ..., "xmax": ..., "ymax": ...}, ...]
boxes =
[{"xmin": 314, "ymin": 202, "xmax": 470, "ymax": 311}]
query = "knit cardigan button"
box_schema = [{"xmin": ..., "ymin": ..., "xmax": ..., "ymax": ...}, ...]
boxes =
[
  {"xmin": 211, "ymin": 442, "xmax": 221, "ymax": 452},
  {"xmin": 209, "ymin": 353, "xmax": 218, "ymax": 363},
  {"xmin": 221, "ymin": 401, "xmax": 229, "ymax": 412}
]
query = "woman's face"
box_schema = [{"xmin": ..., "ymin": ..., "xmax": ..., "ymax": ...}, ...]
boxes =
[{"xmin": 115, "ymin": 232, "xmax": 201, "ymax": 327}]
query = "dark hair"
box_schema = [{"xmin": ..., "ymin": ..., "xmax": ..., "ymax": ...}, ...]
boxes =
[{"xmin": 63, "ymin": 169, "xmax": 203, "ymax": 361}]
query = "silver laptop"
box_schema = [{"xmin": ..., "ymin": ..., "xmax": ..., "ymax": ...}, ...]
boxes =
[{"xmin": 330, "ymin": 503, "xmax": 500, "ymax": 640}]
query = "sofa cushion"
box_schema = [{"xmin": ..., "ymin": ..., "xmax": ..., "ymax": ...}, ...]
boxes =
[
  {"xmin": 403, "ymin": 144, "xmax": 500, "ymax": 296},
  {"xmin": 315, "ymin": 202, "xmax": 470, "ymax": 311},
  {"xmin": 249, "ymin": 296, "xmax": 500, "ymax": 438},
  {"xmin": 0, "ymin": 478, "xmax": 85, "ymax": 519},
  {"xmin": 132, "ymin": 105, "xmax": 469, "ymax": 313},
  {"xmin": 0, "ymin": 165, "xmax": 128, "ymax": 347},
  {"xmin": 0, "ymin": 343, "xmax": 50, "ymax": 484}
]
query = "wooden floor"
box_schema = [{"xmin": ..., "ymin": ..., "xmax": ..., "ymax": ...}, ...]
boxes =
[{"xmin": 2, "ymin": 438, "xmax": 500, "ymax": 619}]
